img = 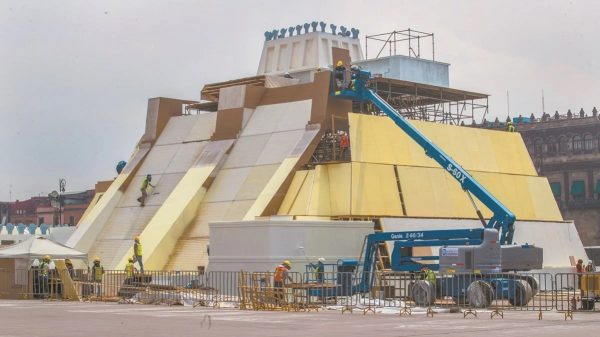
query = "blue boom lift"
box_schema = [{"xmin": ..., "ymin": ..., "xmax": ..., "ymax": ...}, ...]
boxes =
[{"xmin": 325, "ymin": 67, "xmax": 543, "ymax": 307}]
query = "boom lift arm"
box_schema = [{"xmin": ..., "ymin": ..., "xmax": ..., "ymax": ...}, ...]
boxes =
[{"xmin": 332, "ymin": 69, "xmax": 516, "ymax": 245}]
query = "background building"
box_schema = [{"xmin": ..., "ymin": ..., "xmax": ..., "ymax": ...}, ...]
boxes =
[
  {"xmin": 1, "ymin": 190, "xmax": 95, "ymax": 226},
  {"xmin": 482, "ymin": 108, "xmax": 600, "ymax": 248},
  {"xmin": 0, "ymin": 202, "xmax": 11, "ymax": 224}
]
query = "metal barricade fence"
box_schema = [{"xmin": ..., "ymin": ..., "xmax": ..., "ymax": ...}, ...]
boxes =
[
  {"xmin": 289, "ymin": 271, "xmax": 412, "ymax": 313},
  {"xmin": 236, "ymin": 271, "xmax": 304, "ymax": 310},
  {"xmin": 0, "ymin": 268, "xmax": 28, "ymax": 299},
  {"xmin": 101, "ymin": 270, "xmax": 218, "ymax": 306},
  {"xmin": 555, "ymin": 273, "xmax": 600, "ymax": 312},
  {"xmin": 407, "ymin": 272, "xmax": 555, "ymax": 316},
  {"xmin": 290, "ymin": 271, "xmax": 557, "ymax": 315},
  {"xmin": 1, "ymin": 268, "xmax": 96, "ymax": 300},
  {"xmin": 2, "ymin": 267, "xmax": 599, "ymax": 315}
]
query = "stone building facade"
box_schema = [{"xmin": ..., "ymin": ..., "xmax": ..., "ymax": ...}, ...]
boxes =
[
  {"xmin": 485, "ymin": 108, "xmax": 600, "ymax": 246},
  {"xmin": 2, "ymin": 190, "xmax": 95, "ymax": 226}
]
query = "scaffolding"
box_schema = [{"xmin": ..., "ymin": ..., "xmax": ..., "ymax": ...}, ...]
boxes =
[
  {"xmin": 361, "ymin": 29, "xmax": 487, "ymax": 124},
  {"xmin": 365, "ymin": 29, "xmax": 435, "ymax": 60},
  {"xmin": 352, "ymin": 77, "xmax": 489, "ymax": 125}
]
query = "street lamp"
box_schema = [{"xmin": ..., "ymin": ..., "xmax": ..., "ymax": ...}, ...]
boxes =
[
  {"xmin": 59, "ymin": 179, "xmax": 66, "ymax": 225},
  {"xmin": 48, "ymin": 179, "xmax": 66, "ymax": 226}
]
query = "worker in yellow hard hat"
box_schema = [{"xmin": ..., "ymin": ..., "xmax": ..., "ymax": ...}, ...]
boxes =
[
  {"xmin": 137, "ymin": 174, "xmax": 155, "ymax": 207},
  {"xmin": 334, "ymin": 60, "xmax": 346, "ymax": 93},
  {"xmin": 309, "ymin": 257, "xmax": 326, "ymax": 283},
  {"xmin": 420, "ymin": 265, "xmax": 436, "ymax": 285},
  {"xmin": 65, "ymin": 258, "xmax": 75, "ymax": 279},
  {"xmin": 274, "ymin": 260, "xmax": 293, "ymax": 287},
  {"xmin": 273, "ymin": 260, "xmax": 293, "ymax": 305},
  {"xmin": 133, "ymin": 236, "xmax": 144, "ymax": 273},
  {"xmin": 91, "ymin": 257, "xmax": 104, "ymax": 297},
  {"xmin": 124, "ymin": 257, "xmax": 137, "ymax": 285},
  {"xmin": 506, "ymin": 121, "xmax": 515, "ymax": 132},
  {"xmin": 37, "ymin": 255, "xmax": 52, "ymax": 298}
]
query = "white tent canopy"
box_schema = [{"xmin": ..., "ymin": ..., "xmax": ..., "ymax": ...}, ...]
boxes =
[{"xmin": 0, "ymin": 236, "xmax": 87, "ymax": 260}]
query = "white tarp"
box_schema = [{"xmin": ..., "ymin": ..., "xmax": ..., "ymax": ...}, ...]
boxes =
[{"xmin": 0, "ymin": 236, "xmax": 87, "ymax": 260}]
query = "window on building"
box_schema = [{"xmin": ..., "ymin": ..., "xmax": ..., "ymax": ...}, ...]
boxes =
[
  {"xmin": 584, "ymin": 134, "xmax": 595, "ymax": 151},
  {"xmin": 550, "ymin": 182, "xmax": 561, "ymax": 199},
  {"xmin": 595, "ymin": 180, "xmax": 600, "ymax": 199},
  {"xmin": 525, "ymin": 141, "xmax": 534, "ymax": 155},
  {"xmin": 573, "ymin": 135, "xmax": 583, "ymax": 152},
  {"xmin": 570, "ymin": 180, "xmax": 586, "ymax": 199},
  {"xmin": 69, "ymin": 216, "xmax": 75, "ymax": 226},
  {"xmin": 559, "ymin": 136, "xmax": 569, "ymax": 153},
  {"xmin": 534, "ymin": 138, "xmax": 543, "ymax": 155},
  {"xmin": 546, "ymin": 137, "xmax": 557, "ymax": 154},
  {"xmin": 38, "ymin": 217, "xmax": 43, "ymax": 225}
]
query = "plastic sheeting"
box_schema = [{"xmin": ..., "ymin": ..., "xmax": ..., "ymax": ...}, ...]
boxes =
[{"xmin": 348, "ymin": 113, "xmax": 537, "ymax": 176}]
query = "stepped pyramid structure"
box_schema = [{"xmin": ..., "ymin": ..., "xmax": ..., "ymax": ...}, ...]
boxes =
[{"xmin": 68, "ymin": 25, "xmax": 586, "ymax": 271}]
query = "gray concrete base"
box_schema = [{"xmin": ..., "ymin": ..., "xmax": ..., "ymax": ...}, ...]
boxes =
[{"xmin": 0, "ymin": 300, "xmax": 598, "ymax": 336}]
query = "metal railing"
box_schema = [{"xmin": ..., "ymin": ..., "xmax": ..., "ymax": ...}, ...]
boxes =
[{"xmin": 2, "ymin": 268, "xmax": 599, "ymax": 315}]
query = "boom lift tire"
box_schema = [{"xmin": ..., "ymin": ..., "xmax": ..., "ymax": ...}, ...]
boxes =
[
  {"xmin": 411, "ymin": 280, "xmax": 436, "ymax": 306},
  {"xmin": 508, "ymin": 279, "xmax": 533, "ymax": 306},
  {"xmin": 522, "ymin": 275, "xmax": 539, "ymax": 297},
  {"xmin": 467, "ymin": 280, "xmax": 494, "ymax": 308}
]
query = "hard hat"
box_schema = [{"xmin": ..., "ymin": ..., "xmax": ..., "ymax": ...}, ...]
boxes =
[
  {"xmin": 134, "ymin": 236, "xmax": 140, "ymax": 242},
  {"xmin": 507, "ymin": 121, "xmax": 513, "ymax": 125},
  {"xmin": 336, "ymin": 60, "xmax": 343, "ymax": 67},
  {"xmin": 146, "ymin": 174, "xmax": 152, "ymax": 181},
  {"xmin": 128, "ymin": 257, "xmax": 134, "ymax": 262},
  {"xmin": 589, "ymin": 261, "xmax": 593, "ymax": 264},
  {"xmin": 318, "ymin": 257, "xmax": 325, "ymax": 262},
  {"xmin": 94, "ymin": 256, "xmax": 100, "ymax": 262},
  {"xmin": 43, "ymin": 255, "xmax": 51, "ymax": 261},
  {"xmin": 283, "ymin": 260, "xmax": 291, "ymax": 268},
  {"xmin": 284, "ymin": 71, "xmax": 290, "ymax": 76}
]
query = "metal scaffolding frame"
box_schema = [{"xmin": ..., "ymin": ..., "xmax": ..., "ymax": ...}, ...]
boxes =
[
  {"xmin": 356, "ymin": 77, "xmax": 489, "ymax": 125},
  {"xmin": 365, "ymin": 29, "xmax": 435, "ymax": 60}
]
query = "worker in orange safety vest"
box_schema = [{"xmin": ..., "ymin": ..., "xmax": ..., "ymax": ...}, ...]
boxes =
[{"xmin": 274, "ymin": 260, "xmax": 293, "ymax": 288}]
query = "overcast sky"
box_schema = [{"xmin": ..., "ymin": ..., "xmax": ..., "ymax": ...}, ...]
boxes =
[{"xmin": 1, "ymin": 0, "xmax": 599, "ymax": 201}]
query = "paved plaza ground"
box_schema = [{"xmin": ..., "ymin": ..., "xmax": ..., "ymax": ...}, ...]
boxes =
[{"xmin": 0, "ymin": 300, "xmax": 598, "ymax": 337}]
